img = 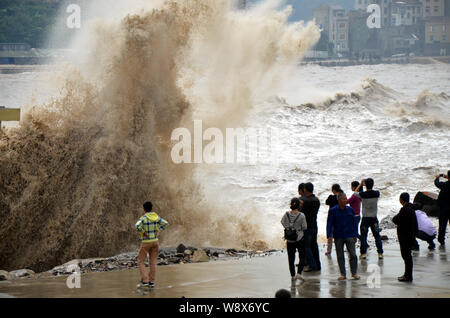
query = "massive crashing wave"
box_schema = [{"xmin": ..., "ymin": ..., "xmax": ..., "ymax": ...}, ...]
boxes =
[{"xmin": 0, "ymin": 0, "xmax": 319, "ymax": 272}]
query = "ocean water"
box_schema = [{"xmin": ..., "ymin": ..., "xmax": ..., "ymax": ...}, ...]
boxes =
[
  {"xmin": 3, "ymin": 63, "xmax": 448, "ymax": 242},
  {"xmin": 0, "ymin": 64, "xmax": 450, "ymax": 243},
  {"xmin": 198, "ymin": 63, "xmax": 450, "ymax": 239},
  {"xmin": 0, "ymin": 1, "xmax": 449, "ymax": 273}
]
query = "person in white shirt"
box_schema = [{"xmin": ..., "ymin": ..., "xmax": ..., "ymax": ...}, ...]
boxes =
[{"xmin": 412, "ymin": 203, "xmax": 437, "ymax": 251}]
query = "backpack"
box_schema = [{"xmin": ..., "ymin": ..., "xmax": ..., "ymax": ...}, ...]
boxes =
[{"xmin": 284, "ymin": 212, "xmax": 300, "ymax": 241}]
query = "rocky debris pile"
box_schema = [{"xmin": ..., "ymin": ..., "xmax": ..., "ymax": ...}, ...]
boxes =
[
  {"xmin": 0, "ymin": 245, "xmax": 280, "ymax": 280},
  {"xmin": 380, "ymin": 215, "xmax": 396, "ymax": 230},
  {"xmin": 0, "ymin": 269, "xmax": 35, "ymax": 281}
]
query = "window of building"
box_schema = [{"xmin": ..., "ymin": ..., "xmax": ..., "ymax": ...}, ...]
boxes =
[
  {"xmin": 434, "ymin": 6, "xmax": 439, "ymax": 12},
  {"xmin": 443, "ymin": 35, "xmax": 447, "ymax": 41},
  {"xmin": 430, "ymin": 35, "xmax": 434, "ymax": 41}
]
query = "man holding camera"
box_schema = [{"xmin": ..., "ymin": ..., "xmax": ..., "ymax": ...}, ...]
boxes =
[{"xmin": 435, "ymin": 171, "xmax": 450, "ymax": 246}]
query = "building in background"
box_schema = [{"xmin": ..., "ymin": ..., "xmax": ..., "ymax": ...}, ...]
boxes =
[
  {"xmin": 421, "ymin": 0, "xmax": 450, "ymax": 55},
  {"xmin": 348, "ymin": 9, "xmax": 376, "ymax": 57},
  {"xmin": 355, "ymin": 0, "xmax": 392, "ymax": 27},
  {"xmin": 391, "ymin": 0, "xmax": 423, "ymax": 26},
  {"xmin": 425, "ymin": 17, "xmax": 450, "ymax": 54},
  {"xmin": 312, "ymin": 4, "xmax": 350, "ymax": 57},
  {"xmin": 421, "ymin": 0, "xmax": 445, "ymax": 17},
  {"xmin": 0, "ymin": 43, "xmax": 51, "ymax": 64},
  {"xmin": 311, "ymin": 0, "xmax": 449, "ymax": 58},
  {"xmin": 313, "ymin": 3, "xmax": 331, "ymax": 38},
  {"xmin": 332, "ymin": 13, "xmax": 350, "ymax": 55}
]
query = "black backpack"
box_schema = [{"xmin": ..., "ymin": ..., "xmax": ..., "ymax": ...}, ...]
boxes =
[{"xmin": 284, "ymin": 212, "xmax": 300, "ymax": 241}]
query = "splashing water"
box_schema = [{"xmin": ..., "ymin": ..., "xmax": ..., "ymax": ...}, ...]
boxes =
[{"xmin": 0, "ymin": 0, "xmax": 319, "ymax": 272}]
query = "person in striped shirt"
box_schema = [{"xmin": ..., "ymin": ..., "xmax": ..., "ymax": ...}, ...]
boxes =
[{"xmin": 135, "ymin": 201, "xmax": 169, "ymax": 288}]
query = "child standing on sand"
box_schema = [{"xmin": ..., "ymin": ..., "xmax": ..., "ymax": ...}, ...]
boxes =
[{"xmin": 135, "ymin": 201, "xmax": 169, "ymax": 289}]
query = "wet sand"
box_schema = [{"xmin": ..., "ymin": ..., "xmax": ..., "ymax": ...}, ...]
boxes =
[{"xmin": 1, "ymin": 241, "xmax": 449, "ymax": 298}]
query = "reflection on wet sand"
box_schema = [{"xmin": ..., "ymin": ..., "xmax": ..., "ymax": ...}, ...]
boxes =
[{"xmin": 0, "ymin": 244, "xmax": 449, "ymax": 298}]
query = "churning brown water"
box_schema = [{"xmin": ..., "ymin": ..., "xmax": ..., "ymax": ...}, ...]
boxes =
[{"xmin": 0, "ymin": 0, "xmax": 320, "ymax": 272}]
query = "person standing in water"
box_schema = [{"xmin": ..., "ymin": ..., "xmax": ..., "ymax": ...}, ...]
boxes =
[
  {"xmin": 281, "ymin": 198, "xmax": 308, "ymax": 283},
  {"xmin": 135, "ymin": 201, "xmax": 169, "ymax": 289},
  {"xmin": 325, "ymin": 184, "xmax": 342, "ymax": 256}
]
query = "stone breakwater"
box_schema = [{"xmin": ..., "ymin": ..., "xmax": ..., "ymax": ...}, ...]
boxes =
[
  {"xmin": 1, "ymin": 216, "xmax": 445, "ymax": 283},
  {"xmin": 0, "ymin": 244, "xmax": 280, "ymax": 281}
]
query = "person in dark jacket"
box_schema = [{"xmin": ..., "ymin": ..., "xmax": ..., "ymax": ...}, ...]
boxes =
[
  {"xmin": 393, "ymin": 193, "xmax": 418, "ymax": 282},
  {"xmin": 300, "ymin": 182, "xmax": 321, "ymax": 272},
  {"xmin": 325, "ymin": 184, "xmax": 341, "ymax": 210},
  {"xmin": 298, "ymin": 183, "xmax": 306, "ymax": 201},
  {"xmin": 327, "ymin": 192, "xmax": 360, "ymax": 280},
  {"xmin": 435, "ymin": 171, "xmax": 450, "ymax": 246},
  {"xmin": 325, "ymin": 184, "xmax": 341, "ymax": 256}
]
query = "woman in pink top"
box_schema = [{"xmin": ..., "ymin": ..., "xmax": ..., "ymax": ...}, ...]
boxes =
[{"xmin": 347, "ymin": 181, "xmax": 362, "ymax": 238}]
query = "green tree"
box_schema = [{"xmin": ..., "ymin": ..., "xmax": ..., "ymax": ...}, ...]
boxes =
[{"xmin": 0, "ymin": 0, "xmax": 59, "ymax": 48}]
